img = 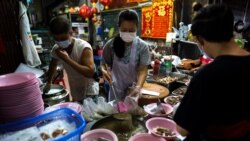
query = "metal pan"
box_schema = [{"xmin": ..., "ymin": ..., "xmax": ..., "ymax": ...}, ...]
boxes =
[
  {"xmin": 41, "ymin": 84, "xmax": 65, "ymax": 97},
  {"xmin": 91, "ymin": 114, "xmax": 147, "ymax": 141}
]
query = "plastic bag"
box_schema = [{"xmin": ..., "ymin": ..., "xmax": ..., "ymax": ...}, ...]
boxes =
[
  {"xmin": 82, "ymin": 97, "xmax": 116, "ymax": 122},
  {"xmin": 83, "ymin": 98, "xmax": 103, "ymax": 121},
  {"xmin": 96, "ymin": 97, "xmax": 115, "ymax": 115},
  {"xmin": 124, "ymin": 96, "xmax": 145, "ymax": 116}
]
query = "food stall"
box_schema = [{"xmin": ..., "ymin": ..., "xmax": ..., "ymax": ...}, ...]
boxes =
[
  {"xmin": 1, "ymin": 0, "xmax": 250, "ymax": 140},
  {"xmin": 0, "ymin": 0, "xmax": 195, "ymax": 141}
]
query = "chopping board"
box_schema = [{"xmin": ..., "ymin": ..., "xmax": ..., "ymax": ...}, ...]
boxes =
[{"xmin": 138, "ymin": 83, "xmax": 169, "ymax": 106}]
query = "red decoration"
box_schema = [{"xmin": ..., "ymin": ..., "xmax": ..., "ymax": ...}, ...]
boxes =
[
  {"xmin": 100, "ymin": 0, "xmax": 111, "ymax": 9},
  {"xmin": 79, "ymin": 4, "xmax": 92, "ymax": 19},
  {"xmin": 91, "ymin": 7, "xmax": 98, "ymax": 15},
  {"xmin": 141, "ymin": 0, "xmax": 174, "ymax": 38},
  {"xmin": 91, "ymin": 0, "xmax": 98, "ymax": 3},
  {"xmin": 92, "ymin": 16, "xmax": 98, "ymax": 23}
]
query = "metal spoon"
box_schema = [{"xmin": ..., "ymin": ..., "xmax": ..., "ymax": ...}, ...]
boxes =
[{"xmin": 110, "ymin": 82, "xmax": 121, "ymax": 113}]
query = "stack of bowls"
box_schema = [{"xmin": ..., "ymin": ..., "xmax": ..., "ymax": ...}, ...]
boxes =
[{"xmin": 0, "ymin": 72, "xmax": 44, "ymax": 123}]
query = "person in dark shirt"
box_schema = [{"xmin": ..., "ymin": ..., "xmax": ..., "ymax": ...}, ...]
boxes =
[{"xmin": 174, "ymin": 4, "xmax": 250, "ymax": 141}]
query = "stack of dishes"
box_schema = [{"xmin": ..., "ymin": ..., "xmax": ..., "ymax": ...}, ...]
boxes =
[{"xmin": 0, "ymin": 72, "xmax": 44, "ymax": 123}]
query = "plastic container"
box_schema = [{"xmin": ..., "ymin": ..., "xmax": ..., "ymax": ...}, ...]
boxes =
[
  {"xmin": 81, "ymin": 129, "xmax": 118, "ymax": 141},
  {"xmin": 146, "ymin": 117, "xmax": 179, "ymax": 140},
  {"xmin": 144, "ymin": 103, "xmax": 173, "ymax": 117},
  {"xmin": 44, "ymin": 102, "xmax": 83, "ymax": 114},
  {"xmin": 0, "ymin": 108, "xmax": 86, "ymax": 141},
  {"xmin": 129, "ymin": 133, "xmax": 165, "ymax": 141}
]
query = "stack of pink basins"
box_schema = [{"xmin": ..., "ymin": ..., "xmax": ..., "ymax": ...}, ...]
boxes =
[{"xmin": 0, "ymin": 72, "xmax": 44, "ymax": 123}]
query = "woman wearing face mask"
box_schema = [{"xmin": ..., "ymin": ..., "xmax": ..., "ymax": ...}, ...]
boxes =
[
  {"xmin": 101, "ymin": 9, "xmax": 151, "ymax": 101},
  {"xmin": 43, "ymin": 17, "xmax": 98, "ymax": 103}
]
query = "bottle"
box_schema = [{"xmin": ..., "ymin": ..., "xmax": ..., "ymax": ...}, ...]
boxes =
[
  {"xmin": 164, "ymin": 58, "xmax": 172, "ymax": 74},
  {"xmin": 158, "ymin": 62, "xmax": 167, "ymax": 76},
  {"xmin": 153, "ymin": 59, "xmax": 160, "ymax": 76}
]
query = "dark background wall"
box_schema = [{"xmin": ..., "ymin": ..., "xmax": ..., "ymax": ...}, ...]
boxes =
[
  {"xmin": 0, "ymin": 0, "xmax": 24, "ymax": 75},
  {"xmin": 224, "ymin": 0, "xmax": 250, "ymax": 26}
]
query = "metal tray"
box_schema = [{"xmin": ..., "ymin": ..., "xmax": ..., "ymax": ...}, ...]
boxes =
[
  {"xmin": 91, "ymin": 114, "xmax": 147, "ymax": 141},
  {"xmin": 176, "ymin": 75, "xmax": 192, "ymax": 84},
  {"xmin": 172, "ymin": 86, "xmax": 188, "ymax": 96},
  {"xmin": 154, "ymin": 72, "xmax": 187, "ymax": 85}
]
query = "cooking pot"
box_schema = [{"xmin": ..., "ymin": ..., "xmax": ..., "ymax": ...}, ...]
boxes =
[{"xmin": 41, "ymin": 84, "xmax": 70, "ymax": 106}]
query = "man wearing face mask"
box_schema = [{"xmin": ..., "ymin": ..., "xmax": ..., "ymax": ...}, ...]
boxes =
[
  {"xmin": 101, "ymin": 9, "xmax": 151, "ymax": 101},
  {"xmin": 43, "ymin": 17, "xmax": 98, "ymax": 103}
]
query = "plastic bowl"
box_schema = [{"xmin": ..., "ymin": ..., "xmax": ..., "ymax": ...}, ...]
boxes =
[
  {"xmin": 146, "ymin": 117, "xmax": 178, "ymax": 140},
  {"xmin": 144, "ymin": 103, "xmax": 173, "ymax": 117},
  {"xmin": 129, "ymin": 133, "xmax": 165, "ymax": 141},
  {"xmin": 45, "ymin": 102, "xmax": 82, "ymax": 114},
  {"xmin": 164, "ymin": 95, "xmax": 183, "ymax": 106},
  {"xmin": 81, "ymin": 129, "xmax": 118, "ymax": 141}
]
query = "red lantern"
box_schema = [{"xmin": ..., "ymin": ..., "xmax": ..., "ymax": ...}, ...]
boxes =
[
  {"xmin": 92, "ymin": 16, "xmax": 98, "ymax": 23},
  {"xmin": 91, "ymin": 0, "xmax": 98, "ymax": 3},
  {"xmin": 100, "ymin": 0, "xmax": 111, "ymax": 9},
  {"xmin": 90, "ymin": 7, "xmax": 98, "ymax": 15},
  {"xmin": 91, "ymin": 0, "xmax": 98, "ymax": 7},
  {"xmin": 79, "ymin": 4, "xmax": 92, "ymax": 19}
]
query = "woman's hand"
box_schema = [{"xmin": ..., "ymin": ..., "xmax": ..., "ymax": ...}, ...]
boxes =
[
  {"xmin": 102, "ymin": 69, "xmax": 112, "ymax": 84},
  {"xmin": 128, "ymin": 86, "xmax": 141, "ymax": 98}
]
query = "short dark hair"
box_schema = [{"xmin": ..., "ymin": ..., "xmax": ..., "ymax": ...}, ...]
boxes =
[
  {"xmin": 192, "ymin": 2, "xmax": 203, "ymax": 12},
  {"xmin": 118, "ymin": 9, "xmax": 139, "ymax": 27},
  {"xmin": 49, "ymin": 17, "xmax": 71, "ymax": 35},
  {"xmin": 191, "ymin": 4, "xmax": 234, "ymax": 42}
]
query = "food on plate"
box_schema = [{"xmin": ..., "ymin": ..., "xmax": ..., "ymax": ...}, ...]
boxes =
[
  {"xmin": 178, "ymin": 59, "xmax": 201, "ymax": 70},
  {"xmin": 178, "ymin": 78, "xmax": 190, "ymax": 84},
  {"xmin": 0, "ymin": 120, "xmax": 75, "ymax": 141},
  {"xmin": 40, "ymin": 133, "xmax": 51, "ymax": 140},
  {"xmin": 153, "ymin": 127, "xmax": 176, "ymax": 137},
  {"xmin": 172, "ymin": 86, "xmax": 187, "ymax": 95},
  {"xmin": 166, "ymin": 96, "xmax": 183, "ymax": 106},
  {"xmin": 52, "ymin": 129, "xmax": 68, "ymax": 138},
  {"xmin": 158, "ymin": 76, "xmax": 178, "ymax": 84}
]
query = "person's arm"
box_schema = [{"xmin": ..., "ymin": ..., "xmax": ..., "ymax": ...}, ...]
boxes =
[
  {"xmin": 136, "ymin": 41, "xmax": 151, "ymax": 87},
  {"xmin": 101, "ymin": 39, "xmax": 113, "ymax": 83},
  {"xmin": 101, "ymin": 63, "xmax": 112, "ymax": 83},
  {"xmin": 136, "ymin": 65, "xmax": 148, "ymax": 88},
  {"xmin": 129, "ymin": 41, "xmax": 151, "ymax": 97},
  {"xmin": 47, "ymin": 58, "xmax": 58, "ymax": 83},
  {"xmin": 56, "ymin": 48, "xmax": 94, "ymax": 78},
  {"xmin": 43, "ymin": 58, "xmax": 58, "ymax": 93}
]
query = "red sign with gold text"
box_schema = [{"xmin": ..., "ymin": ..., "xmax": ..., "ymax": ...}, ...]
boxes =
[
  {"xmin": 141, "ymin": 7, "xmax": 153, "ymax": 37},
  {"xmin": 126, "ymin": 0, "xmax": 148, "ymax": 3},
  {"xmin": 141, "ymin": 0, "xmax": 174, "ymax": 38}
]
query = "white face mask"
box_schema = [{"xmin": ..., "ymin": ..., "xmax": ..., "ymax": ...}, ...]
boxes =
[
  {"xmin": 120, "ymin": 31, "xmax": 137, "ymax": 43},
  {"xmin": 55, "ymin": 40, "xmax": 71, "ymax": 49}
]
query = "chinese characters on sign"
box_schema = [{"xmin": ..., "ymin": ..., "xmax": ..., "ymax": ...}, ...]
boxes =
[
  {"xmin": 141, "ymin": 0, "xmax": 174, "ymax": 38},
  {"xmin": 126, "ymin": 0, "xmax": 147, "ymax": 3}
]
